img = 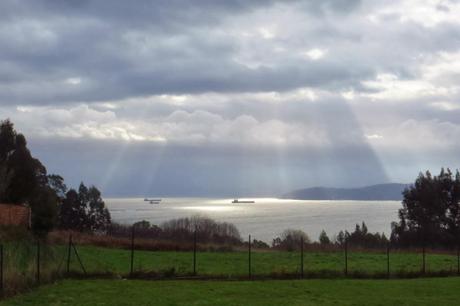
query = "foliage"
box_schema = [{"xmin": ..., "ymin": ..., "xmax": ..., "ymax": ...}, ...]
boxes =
[
  {"xmin": 29, "ymin": 187, "xmax": 59, "ymax": 235},
  {"xmin": 319, "ymin": 230, "xmax": 331, "ymax": 245},
  {"xmin": 161, "ymin": 215, "xmax": 242, "ymax": 245},
  {"xmin": 252, "ymin": 239, "xmax": 270, "ymax": 249},
  {"xmin": 58, "ymin": 183, "xmax": 111, "ymax": 233},
  {"xmin": 0, "ymin": 119, "xmax": 60, "ymax": 234},
  {"xmin": 272, "ymin": 229, "xmax": 311, "ymax": 251},
  {"xmin": 0, "ymin": 120, "xmax": 46, "ymax": 204},
  {"xmin": 391, "ymin": 168, "xmax": 460, "ymax": 247},
  {"xmin": 108, "ymin": 216, "xmax": 242, "ymax": 245},
  {"xmin": 345, "ymin": 222, "xmax": 388, "ymax": 248}
]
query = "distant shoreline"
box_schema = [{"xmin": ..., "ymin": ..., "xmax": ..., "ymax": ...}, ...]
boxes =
[{"xmin": 281, "ymin": 183, "xmax": 408, "ymax": 201}]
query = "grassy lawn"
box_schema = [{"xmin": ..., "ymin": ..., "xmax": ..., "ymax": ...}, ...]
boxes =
[
  {"xmin": 3, "ymin": 278, "xmax": 460, "ymax": 306},
  {"xmin": 67, "ymin": 245, "xmax": 458, "ymax": 277}
]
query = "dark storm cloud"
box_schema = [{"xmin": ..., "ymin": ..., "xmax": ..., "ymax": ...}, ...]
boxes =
[
  {"xmin": 1, "ymin": 0, "xmax": 458, "ymax": 105},
  {"xmin": 0, "ymin": 0, "xmax": 372, "ymax": 105}
]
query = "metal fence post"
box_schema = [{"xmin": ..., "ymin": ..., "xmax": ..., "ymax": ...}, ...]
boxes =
[
  {"xmin": 71, "ymin": 242, "xmax": 87, "ymax": 275},
  {"xmin": 300, "ymin": 236, "xmax": 304, "ymax": 278},
  {"xmin": 0, "ymin": 244, "xmax": 3, "ymax": 293},
  {"xmin": 248, "ymin": 235, "xmax": 252, "ymax": 279},
  {"xmin": 457, "ymin": 246, "xmax": 459, "ymax": 275},
  {"xmin": 422, "ymin": 245, "xmax": 426, "ymax": 274},
  {"xmin": 36, "ymin": 239, "xmax": 40, "ymax": 284},
  {"xmin": 67, "ymin": 234, "xmax": 72, "ymax": 274},
  {"xmin": 130, "ymin": 225, "xmax": 135, "ymax": 276},
  {"xmin": 344, "ymin": 239, "xmax": 348, "ymax": 276},
  {"xmin": 193, "ymin": 229, "xmax": 197, "ymax": 275},
  {"xmin": 386, "ymin": 242, "xmax": 390, "ymax": 278}
]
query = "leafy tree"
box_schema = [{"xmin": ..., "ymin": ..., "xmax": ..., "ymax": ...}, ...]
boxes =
[
  {"xmin": 252, "ymin": 239, "xmax": 270, "ymax": 249},
  {"xmin": 86, "ymin": 185, "xmax": 111, "ymax": 232},
  {"xmin": 6, "ymin": 134, "xmax": 47, "ymax": 203},
  {"xmin": 391, "ymin": 168, "xmax": 460, "ymax": 247},
  {"xmin": 272, "ymin": 229, "xmax": 311, "ymax": 251},
  {"xmin": 47, "ymin": 174, "xmax": 67, "ymax": 200},
  {"xmin": 346, "ymin": 222, "xmax": 388, "ymax": 248},
  {"xmin": 335, "ymin": 230, "xmax": 346, "ymax": 245},
  {"xmin": 29, "ymin": 187, "xmax": 58, "ymax": 235},
  {"xmin": 59, "ymin": 182, "xmax": 111, "ymax": 232},
  {"xmin": 160, "ymin": 216, "xmax": 241, "ymax": 244},
  {"xmin": 0, "ymin": 119, "xmax": 59, "ymax": 234},
  {"xmin": 319, "ymin": 230, "xmax": 331, "ymax": 245},
  {"xmin": 134, "ymin": 220, "xmax": 151, "ymax": 229},
  {"xmin": 59, "ymin": 189, "xmax": 86, "ymax": 231}
]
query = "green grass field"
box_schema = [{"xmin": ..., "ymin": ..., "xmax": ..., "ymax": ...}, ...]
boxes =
[
  {"xmin": 3, "ymin": 243, "xmax": 459, "ymax": 282},
  {"xmin": 67, "ymin": 245, "xmax": 458, "ymax": 277},
  {"xmin": 3, "ymin": 278, "xmax": 460, "ymax": 305}
]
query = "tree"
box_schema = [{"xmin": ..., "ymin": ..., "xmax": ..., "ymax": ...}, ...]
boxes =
[
  {"xmin": 29, "ymin": 187, "xmax": 58, "ymax": 235},
  {"xmin": 391, "ymin": 168, "xmax": 460, "ymax": 247},
  {"xmin": 47, "ymin": 174, "xmax": 67, "ymax": 200},
  {"xmin": 319, "ymin": 230, "xmax": 331, "ymax": 245},
  {"xmin": 134, "ymin": 220, "xmax": 151, "ymax": 229},
  {"xmin": 86, "ymin": 185, "xmax": 111, "ymax": 232},
  {"xmin": 6, "ymin": 135, "xmax": 47, "ymax": 204},
  {"xmin": 0, "ymin": 120, "xmax": 22, "ymax": 202},
  {"xmin": 59, "ymin": 182, "xmax": 111, "ymax": 233},
  {"xmin": 59, "ymin": 189, "xmax": 86, "ymax": 231},
  {"xmin": 0, "ymin": 119, "xmax": 60, "ymax": 234},
  {"xmin": 346, "ymin": 222, "xmax": 388, "ymax": 248},
  {"xmin": 335, "ymin": 230, "xmax": 346, "ymax": 245},
  {"xmin": 272, "ymin": 229, "xmax": 311, "ymax": 251}
]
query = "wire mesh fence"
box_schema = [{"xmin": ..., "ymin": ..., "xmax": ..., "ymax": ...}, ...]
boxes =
[
  {"xmin": 59, "ymin": 230, "xmax": 460, "ymax": 279},
  {"xmin": 2, "ymin": 230, "xmax": 460, "ymax": 297},
  {"xmin": 0, "ymin": 239, "xmax": 67, "ymax": 297}
]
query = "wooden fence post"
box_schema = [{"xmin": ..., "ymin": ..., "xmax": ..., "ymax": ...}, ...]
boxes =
[{"xmin": 248, "ymin": 235, "xmax": 252, "ymax": 279}]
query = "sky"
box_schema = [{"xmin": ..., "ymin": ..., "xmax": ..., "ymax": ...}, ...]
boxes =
[{"xmin": 1, "ymin": 0, "xmax": 460, "ymax": 197}]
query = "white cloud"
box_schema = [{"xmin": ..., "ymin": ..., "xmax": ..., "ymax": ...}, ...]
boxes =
[
  {"xmin": 258, "ymin": 27, "xmax": 276, "ymax": 39},
  {"xmin": 65, "ymin": 77, "xmax": 82, "ymax": 85},
  {"xmin": 361, "ymin": 51, "xmax": 460, "ymax": 101},
  {"xmin": 341, "ymin": 90, "xmax": 355, "ymax": 100},
  {"xmin": 365, "ymin": 134, "xmax": 383, "ymax": 140},
  {"xmin": 303, "ymin": 48, "xmax": 327, "ymax": 60},
  {"xmin": 375, "ymin": 0, "xmax": 460, "ymax": 28}
]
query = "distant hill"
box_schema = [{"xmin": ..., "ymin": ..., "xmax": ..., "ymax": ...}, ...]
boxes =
[{"xmin": 282, "ymin": 183, "xmax": 408, "ymax": 201}]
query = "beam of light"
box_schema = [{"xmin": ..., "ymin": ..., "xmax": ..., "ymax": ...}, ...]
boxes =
[
  {"xmin": 98, "ymin": 139, "xmax": 132, "ymax": 192},
  {"xmin": 141, "ymin": 142, "xmax": 168, "ymax": 197}
]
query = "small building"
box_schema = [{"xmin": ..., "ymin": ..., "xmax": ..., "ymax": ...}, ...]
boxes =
[{"xmin": 0, "ymin": 203, "xmax": 31, "ymax": 228}]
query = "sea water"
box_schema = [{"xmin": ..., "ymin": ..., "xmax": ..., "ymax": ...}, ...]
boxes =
[{"xmin": 105, "ymin": 197, "xmax": 401, "ymax": 243}]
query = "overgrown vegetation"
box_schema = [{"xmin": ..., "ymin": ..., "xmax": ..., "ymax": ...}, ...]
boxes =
[{"xmin": 108, "ymin": 216, "xmax": 242, "ymax": 246}]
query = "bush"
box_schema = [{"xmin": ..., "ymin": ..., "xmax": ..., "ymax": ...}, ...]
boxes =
[{"xmin": 272, "ymin": 229, "xmax": 311, "ymax": 251}]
